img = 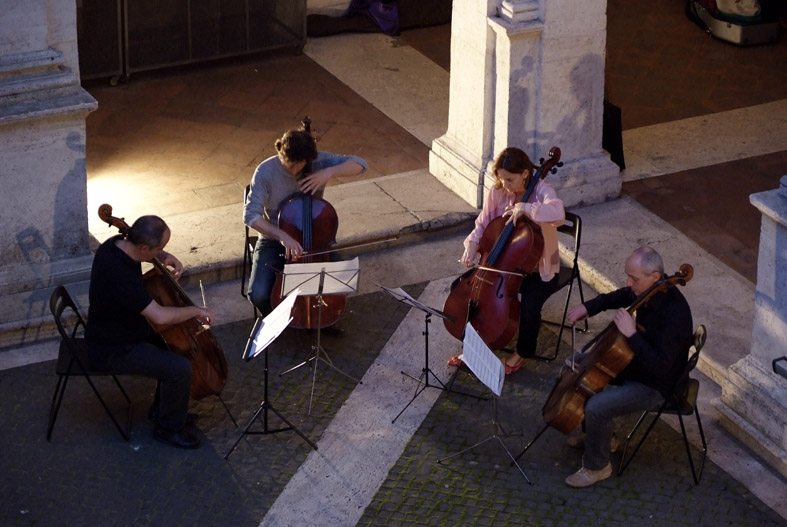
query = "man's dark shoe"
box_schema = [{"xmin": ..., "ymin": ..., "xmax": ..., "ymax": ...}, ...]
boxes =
[{"xmin": 153, "ymin": 425, "xmax": 201, "ymax": 449}]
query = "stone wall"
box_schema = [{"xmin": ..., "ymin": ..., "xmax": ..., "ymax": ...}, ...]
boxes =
[{"xmin": 0, "ymin": 0, "xmax": 97, "ymax": 348}]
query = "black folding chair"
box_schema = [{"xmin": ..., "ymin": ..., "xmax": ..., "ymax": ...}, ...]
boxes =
[
  {"xmin": 47, "ymin": 285, "xmax": 132, "ymax": 441},
  {"xmin": 538, "ymin": 211, "xmax": 588, "ymax": 360},
  {"xmin": 241, "ymin": 184, "xmax": 259, "ymax": 317},
  {"xmin": 618, "ymin": 325, "xmax": 708, "ymax": 484}
]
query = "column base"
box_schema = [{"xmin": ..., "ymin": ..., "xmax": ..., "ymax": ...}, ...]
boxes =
[{"xmin": 712, "ymin": 355, "xmax": 787, "ymax": 479}]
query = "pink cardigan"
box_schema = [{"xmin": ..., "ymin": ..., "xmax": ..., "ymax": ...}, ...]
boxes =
[{"xmin": 465, "ymin": 180, "xmax": 565, "ymax": 282}]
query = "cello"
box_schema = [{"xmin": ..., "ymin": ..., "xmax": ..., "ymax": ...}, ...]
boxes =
[
  {"xmin": 541, "ymin": 264, "xmax": 693, "ymax": 435},
  {"xmin": 269, "ymin": 117, "xmax": 346, "ymax": 329},
  {"xmin": 98, "ymin": 204, "xmax": 229, "ymax": 400},
  {"xmin": 442, "ymin": 147, "xmax": 563, "ymax": 349}
]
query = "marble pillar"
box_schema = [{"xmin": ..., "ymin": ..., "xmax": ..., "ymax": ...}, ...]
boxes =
[
  {"xmin": 713, "ymin": 176, "xmax": 787, "ymax": 479},
  {"xmin": 0, "ymin": 0, "xmax": 97, "ymax": 348},
  {"xmin": 430, "ymin": 0, "xmax": 620, "ymax": 209}
]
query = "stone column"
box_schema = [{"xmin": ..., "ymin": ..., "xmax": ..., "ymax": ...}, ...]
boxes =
[
  {"xmin": 0, "ymin": 0, "xmax": 97, "ymax": 348},
  {"xmin": 430, "ymin": 0, "xmax": 619, "ymax": 209},
  {"xmin": 713, "ymin": 176, "xmax": 787, "ymax": 479}
]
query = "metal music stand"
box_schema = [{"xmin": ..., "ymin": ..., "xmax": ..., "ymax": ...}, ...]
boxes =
[
  {"xmin": 278, "ymin": 257, "xmax": 360, "ymax": 414},
  {"xmin": 224, "ymin": 294, "xmax": 317, "ymax": 460},
  {"xmin": 436, "ymin": 323, "xmax": 532, "ymax": 484},
  {"xmin": 379, "ymin": 285, "xmax": 482, "ymax": 424}
]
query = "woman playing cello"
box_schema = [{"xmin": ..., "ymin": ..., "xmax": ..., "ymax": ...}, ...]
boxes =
[
  {"xmin": 447, "ymin": 147, "xmax": 565, "ymax": 374},
  {"xmin": 244, "ymin": 127, "xmax": 367, "ymax": 317}
]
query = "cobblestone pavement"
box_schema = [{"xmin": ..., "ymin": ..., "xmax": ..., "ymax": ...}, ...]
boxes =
[{"xmin": 1, "ymin": 283, "xmax": 784, "ymax": 527}]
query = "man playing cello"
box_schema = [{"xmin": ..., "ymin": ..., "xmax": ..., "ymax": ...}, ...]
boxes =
[
  {"xmin": 86, "ymin": 215, "xmax": 214, "ymax": 449},
  {"xmin": 562, "ymin": 246, "xmax": 693, "ymax": 487}
]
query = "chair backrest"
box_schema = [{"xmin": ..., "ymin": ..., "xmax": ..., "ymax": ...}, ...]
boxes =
[
  {"xmin": 557, "ymin": 211, "xmax": 581, "ymax": 267},
  {"xmin": 669, "ymin": 324, "xmax": 707, "ymax": 414},
  {"xmin": 244, "ymin": 184, "xmax": 257, "ymax": 242},
  {"xmin": 49, "ymin": 285, "xmax": 86, "ymax": 341}
]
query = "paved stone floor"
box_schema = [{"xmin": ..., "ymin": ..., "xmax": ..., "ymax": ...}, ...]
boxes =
[{"xmin": 2, "ymin": 280, "xmax": 785, "ymax": 526}]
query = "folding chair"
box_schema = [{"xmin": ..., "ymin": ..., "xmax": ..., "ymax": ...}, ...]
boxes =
[
  {"xmin": 618, "ymin": 325, "xmax": 708, "ymax": 484},
  {"xmin": 241, "ymin": 184, "xmax": 259, "ymax": 317},
  {"xmin": 47, "ymin": 285, "xmax": 132, "ymax": 441},
  {"xmin": 538, "ymin": 211, "xmax": 588, "ymax": 360}
]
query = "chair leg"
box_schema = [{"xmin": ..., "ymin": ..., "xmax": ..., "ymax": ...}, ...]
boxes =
[
  {"xmin": 83, "ymin": 373, "xmax": 132, "ymax": 441},
  {"xmin": 46, "ymin": 374, "xmax": 69, "ymax": 441},
  {"xmin": 48, "ymin": 371, "xmax": 132, "ymax": 442},
  {"xmin": 678, "ymin": 408, "xmax": 707, "ymax": 484},
  {"xmin": 617, "ymin": 407, "xmax": 665, "ymax": 477}
]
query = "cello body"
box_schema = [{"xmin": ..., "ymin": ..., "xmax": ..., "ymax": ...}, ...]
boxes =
[
  {"xmin": 269, "ymin": 192, "xmax": 346, "ymax": 329},
  {"xmin": 542, "ymin": 330, "xmax": 633, "ymax": 434},
  {"xmin": 442, "ymin": 216, "xmax": 543, "ymax": 349},
  {"xmin": 541, "ymin": 264, "xmax": 694, "ymax": 435},
  {"xmin": 97, "ymin": 204, "xmax": 228, "ymax": 400},
  {"xmin": 142, "ymin": 265, "xmax": 229, "ymax": 400},
  {"xmin": 442, "ymin": 147, "xmax": 561, "ymax": 349}
]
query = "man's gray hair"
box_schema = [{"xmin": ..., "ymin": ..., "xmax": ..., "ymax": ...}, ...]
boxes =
[{"xmin": 632, "ymin": 246, "xmax": 664, "ymax": 275}]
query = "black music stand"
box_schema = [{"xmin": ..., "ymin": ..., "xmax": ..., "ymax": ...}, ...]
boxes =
[
  {"xmin": 436, "ymin": 322, "xmax": 531, "ymax": 484},
  {"xmin": 379, "ymin": 285, "xmax": 481, "ymax": 424},
  {"xmin": 224, "ymin": 296, "xmax": 317, "ymax": 460},
  {"xmin": 278, "ymin": 258, "xmax": 361, "ymax": 414}
]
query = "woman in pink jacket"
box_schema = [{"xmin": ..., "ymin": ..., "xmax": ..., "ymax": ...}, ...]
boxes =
[{"xmin": 448, "ymin": 147, "xmax": 565, "ymax": 374}]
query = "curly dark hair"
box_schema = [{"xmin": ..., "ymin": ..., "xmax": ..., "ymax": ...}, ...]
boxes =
[{"xmin": 275, "ymin": 129, "xmax": 318, "ymax": 165}]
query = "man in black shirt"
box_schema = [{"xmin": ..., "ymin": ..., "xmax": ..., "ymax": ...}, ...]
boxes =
[
  {"xmin": 85, "ymin": 215, "xmax": 214, "ymax": 449},
  {"xmin": 562, "ymin": 246, "xmax": 693, "ymax": 487}
]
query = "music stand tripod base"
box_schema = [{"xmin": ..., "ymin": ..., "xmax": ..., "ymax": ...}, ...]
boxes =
[
  {"xmin": 278, "ymin": 259, "xmax": 361, "ymax": 414},
  {"xmin": 225, "ymin": 317, "xmax": 317, "ymax": 460},
  {"xmin": 437, "ymin": 397, "xmax": 531, "ymax": 484}
]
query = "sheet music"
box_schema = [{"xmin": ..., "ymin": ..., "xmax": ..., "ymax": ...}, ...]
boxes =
[
  {"xmin": 249, "ymin": 287, "xmax": 300, "ymax": 358},
  {"xmin": 282, "ymin": 257, "xmax": 360, "ymax": 297},
  {"xmin": 462, "ymin": 323, "xmax": 505, "ymax": 396},
  {"xmin": 377, "ymin": 283, "xmax": 448, "ymax": 319}
]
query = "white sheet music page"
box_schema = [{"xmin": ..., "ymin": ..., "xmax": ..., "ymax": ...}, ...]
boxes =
[
  {"xmin": 282, "ymin": 257, "xmax": 359, "ymax": 296},
  {"xmin": 462, "ymin": 322, "xmax": 505, "ymax": 396},
  {"xmin": 250, "ymin": 287, "xmax": 300, "ymax": 358}
]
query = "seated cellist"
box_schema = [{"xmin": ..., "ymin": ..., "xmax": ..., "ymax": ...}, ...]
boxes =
[
  {"xmin": 244, "ymin": 127, "xmax": 367, "ymax": 317},
  {"xmin": 562, "ymin": 246, "xmax": 693, "ymax": 488},
  {"xmin": 448, "ymin": 147, "xmax": 565, "ymax": 374},
  {"xmin": 85, "ymin": 215, "xmax": 214, "ymax": 449}
]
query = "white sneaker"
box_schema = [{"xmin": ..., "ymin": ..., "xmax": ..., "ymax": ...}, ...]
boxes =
[
  {"xmin": 565, "ymin": 463, "xmax": 613, "ymax": 488},
  {"xmin": 566, "ymin": 433, "xmax": 621, "ymax": 453}
]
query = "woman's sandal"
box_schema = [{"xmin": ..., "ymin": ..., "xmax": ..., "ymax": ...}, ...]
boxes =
[
  {"xmin": 447, "ymin": 354, "xmax": 464, "ymax": 367},
  {"xmin": 504, "ymin": 356, "xmax": 525, "ymax": 375}
]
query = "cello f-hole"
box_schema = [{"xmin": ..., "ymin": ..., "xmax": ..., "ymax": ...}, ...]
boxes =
[{"xmin": 495, "ymin": 277, "xmax": 505, "ymax": 299}]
